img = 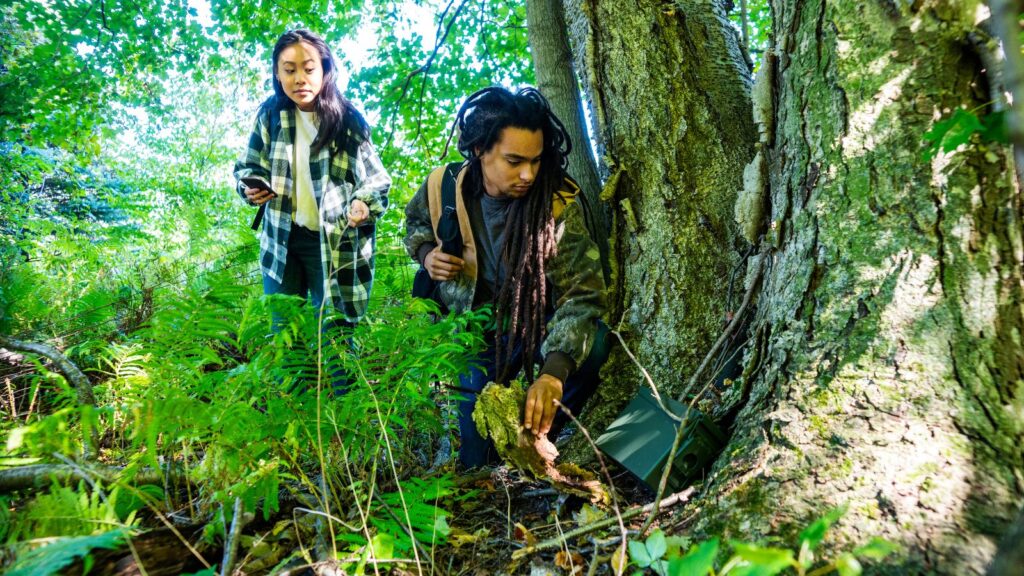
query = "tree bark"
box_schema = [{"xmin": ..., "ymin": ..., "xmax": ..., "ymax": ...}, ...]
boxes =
[
  {"xmin": 559, "ymin": 0, "xmax": 756, "ymax": 458},
  {"xmin": 989, "ymin": 0, "xmax": 1024, "ymax": 190},
  {"xmin": 525, "ymin": 0, "xmax": 603, "ymax": 206},
  {"xmin": 686, "ymin": 1, "xmax": 1024, "ymax": 573}
]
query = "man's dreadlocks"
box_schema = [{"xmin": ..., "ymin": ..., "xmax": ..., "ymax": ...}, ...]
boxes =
[{"xmin": 451, "ymin": 86, "xmax": 572, "ymax": 383}]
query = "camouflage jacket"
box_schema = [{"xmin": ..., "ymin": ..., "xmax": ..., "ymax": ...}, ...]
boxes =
[{"xmin": 404, "ymin": 165, "xmax": 606, "ymax": 370}]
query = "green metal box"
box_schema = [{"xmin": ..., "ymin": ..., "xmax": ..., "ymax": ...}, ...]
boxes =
[{"xmin": 595, "ymin": 387, "xmax": 727, "ymax": 491}]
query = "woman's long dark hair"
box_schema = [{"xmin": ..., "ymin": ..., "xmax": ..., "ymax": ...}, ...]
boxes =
[
  {"xmin": 268, "ymin": 29, "xmax": 369, "ymax": 154},
  {"xmin": 452, "ymin": 86, "xmax": 572, "ymax": 383}
]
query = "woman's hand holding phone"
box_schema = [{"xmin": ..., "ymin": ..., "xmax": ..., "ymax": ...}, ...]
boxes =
[{"xmin": 241, "ymin": 176, "xmax": 277, "ymax": 206}]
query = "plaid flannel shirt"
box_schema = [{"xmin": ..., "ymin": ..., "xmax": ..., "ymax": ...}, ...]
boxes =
[{"xmin": 234, "ymin": 103, "xmax": 391, "ymax": 321}]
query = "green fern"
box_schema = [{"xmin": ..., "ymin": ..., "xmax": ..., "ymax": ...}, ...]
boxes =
[{"xmin": 5, "ymin": 530, "xmax": 126, "ymax": 576}]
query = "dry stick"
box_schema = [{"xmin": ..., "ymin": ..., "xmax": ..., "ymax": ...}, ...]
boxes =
[
  {"xmin": 500, "ymin": 474, "xmax": 512, "ymax": 539},
  {"xmin": 678, "ymin": 258, "xmax": 764, "ymax": 404},
  {"xmin": 639, "ymin": 260, "xmax": 765, "ymax": 535},
  {"xmin": 220, "ymin": 497, "xmax": 245, "ymax": 576},
  {"xmin": 511, "ymin": 488, "xmax": 695, "ymax": 560},
  {"xmin": 4, "ymin": 376, "xmax": 17, "ymax": 419}
]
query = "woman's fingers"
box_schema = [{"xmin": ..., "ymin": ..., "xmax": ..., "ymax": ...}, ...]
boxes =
[{"xmin": 245, "ymin": 187, "xmax": 274, "ymax": 205}]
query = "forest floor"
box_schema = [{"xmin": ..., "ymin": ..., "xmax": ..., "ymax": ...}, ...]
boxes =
[{"xmin": 74, "ymin": 461, "xmax": 663, "ymax": 576}]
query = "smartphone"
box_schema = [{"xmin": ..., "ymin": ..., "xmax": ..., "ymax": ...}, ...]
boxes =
[{"xmin": 240, "ymin": 176, "xmax": 278, "ymax": 197}]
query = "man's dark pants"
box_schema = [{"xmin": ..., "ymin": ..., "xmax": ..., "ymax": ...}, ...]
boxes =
[{"xmin": 457, "ymin": 321, "xmax": 611, "ymax": 469}]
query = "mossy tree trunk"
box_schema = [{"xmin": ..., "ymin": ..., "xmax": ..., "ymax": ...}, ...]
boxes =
[
  {"xmin": 560, "ymin": 0, "xmax": 756, "ymax": 446},
  {"xmin": 525, "ymin": 0, "xmax": 610, "ymax": 277},
  {"xmin": 686, "ymin": 1, "xmax": 1023, "ymax": 573}
]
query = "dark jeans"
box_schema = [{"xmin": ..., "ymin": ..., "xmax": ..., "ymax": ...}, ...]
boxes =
[
  {"xmin": 263, "ymin": 225, "xmax": 353, "ymax": 393},
  {"xmin": 263, "ymin": 225, "xmax": 327, "ymax": 315},
  {"xmin": 457, "ymin": 321, "xmax": 611, "ymax": 469}
]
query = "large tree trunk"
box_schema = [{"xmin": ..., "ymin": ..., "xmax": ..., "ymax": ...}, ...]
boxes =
[
  {"xmin": 685, "ymin": 1, "xmax": 1024, "ymax": 573},
  {"xmin": 525, "ymin": 0, "xmax": 610, "ymax": 279},
  {"xmin": 560, "ymin": 0, "xmax": 756, "ymax": 451}
]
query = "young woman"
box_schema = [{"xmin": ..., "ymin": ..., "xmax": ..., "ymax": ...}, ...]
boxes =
[{"xmin": 234, "ymin": 29, "xmax": 390, "ymax": 327}]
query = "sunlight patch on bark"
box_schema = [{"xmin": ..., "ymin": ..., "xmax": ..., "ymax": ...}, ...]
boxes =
[{"xmin": 841, "ymin": 68, "xmax": 911, "ymax": 154}]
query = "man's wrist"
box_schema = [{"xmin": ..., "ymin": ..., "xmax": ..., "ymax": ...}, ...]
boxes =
[
  {"xmin": 540, "ymin": 352, "xmax": 575, "ymax": 384},
  {"xmin": 417, "ymin": 242, "xmax": 437, "ymax": 266}
]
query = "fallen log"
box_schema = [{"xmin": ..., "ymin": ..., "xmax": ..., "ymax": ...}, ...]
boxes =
[
  {"xmin": 0, "ymin": 336, "xmax": 95, "ymax": 407},
  {"xmin": 0, "ymin": 463, "xmax": 179, "ymax": 493}
]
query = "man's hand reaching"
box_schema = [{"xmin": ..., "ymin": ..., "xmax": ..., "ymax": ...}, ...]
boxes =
[{"xmin": 524, "ymin": 374, "xmax": 563, "ymax": 436}]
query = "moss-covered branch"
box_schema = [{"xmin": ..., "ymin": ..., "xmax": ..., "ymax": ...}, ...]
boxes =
[{"xmin": 0, "ymin": 336, "xmax": 95, "ymax": 407}]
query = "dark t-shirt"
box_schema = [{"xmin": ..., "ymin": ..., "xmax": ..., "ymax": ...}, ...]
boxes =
[{"xmin": 471, "ymin": 192, "xmax": 514, "ymax": 305}]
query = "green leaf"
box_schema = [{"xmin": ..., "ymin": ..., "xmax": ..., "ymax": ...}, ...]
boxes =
[
  {"xmin": 835, "ymin": 552, "xmax": 863, "ymax": 576},
  {"xmin": 647, "ymin": 529, "xmax": 668, "ymax": 561},
  {"xmin": 370, "ymin": 532, "xmax": 395, "ymax": 560},
  {"xmin": 981, "ymin": 110, "xmax": 1009, "ymax": 144},
  {"xmin": 669, "ymin": 538, "xmax": 719, "ymax": 576},
  {"xmin": 664, "ymin": 534, "xmax": 692, "ymax": 557},
  {"xmin": 798, "ymin": 505, "xmax": 846, "ymax": 566},
  {"xmin": 727, "ymin": 542, "xmax": 797, "ymax": 576},
  {"xmin": 7, "ymin": 530, "xmax": 126, "ymax": 576},
  {"xmin": 853, "ymin": 537, "xmax": 898, "ymax": 560},
  {"xmin": 630, "ymin": 538, "xmax": 654, "ymax": 568},
  {"xmin": 922, "ymin": 108, "xmax": 984, "ymax": 160}
]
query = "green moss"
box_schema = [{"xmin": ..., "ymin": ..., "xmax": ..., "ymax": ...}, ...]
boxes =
[{"xmin": 808, "ymin": 415, "xmax": 829, "ymax": 438}]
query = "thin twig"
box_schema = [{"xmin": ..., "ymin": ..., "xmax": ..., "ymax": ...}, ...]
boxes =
[
  {"xmin": 220, "ymin": 497, "xmax": 245, "ymax": 576},
  {"xmin": 677, "ymin": 258, "xmax": 764, "ymax": 403},
  {"xmin": 640, "ymin": 259, "xmax": 765, "ymax": 534},
  {"xmin": 510, "ymin": 488, "xmax": 694, "ymax": 560},
  {"xmin": 612, "ymin": 330, "xmax": 684, "ymax": 423},
  {"xmin": 549, "ymin": 400, "xmax": 629, "ymax": 565},
  {"xmin": 381, "ymin": 0, "xmax": 473, "ymax": 151}
]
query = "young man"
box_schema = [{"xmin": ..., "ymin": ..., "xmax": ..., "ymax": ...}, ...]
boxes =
[{"xmin": 404, "ymin": 86, "xmax": 609, "ymax": 468}]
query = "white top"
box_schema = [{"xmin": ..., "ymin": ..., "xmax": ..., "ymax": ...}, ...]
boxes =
[{"xmin": 293, "ymin": 109, "xmax": 320, "ymax": 231}]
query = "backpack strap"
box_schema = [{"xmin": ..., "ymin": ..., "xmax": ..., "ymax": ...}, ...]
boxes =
[
  {"xmin": 427, "ymin": 161, "xmax": 467, "ymax": 253},
  {"xmin": 425, "ymin": 161, "xmax": 477, "ymax": 282},
  {"xmin": 440, "ymin": 161, "xmax": 460, "ymax": 245}
]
